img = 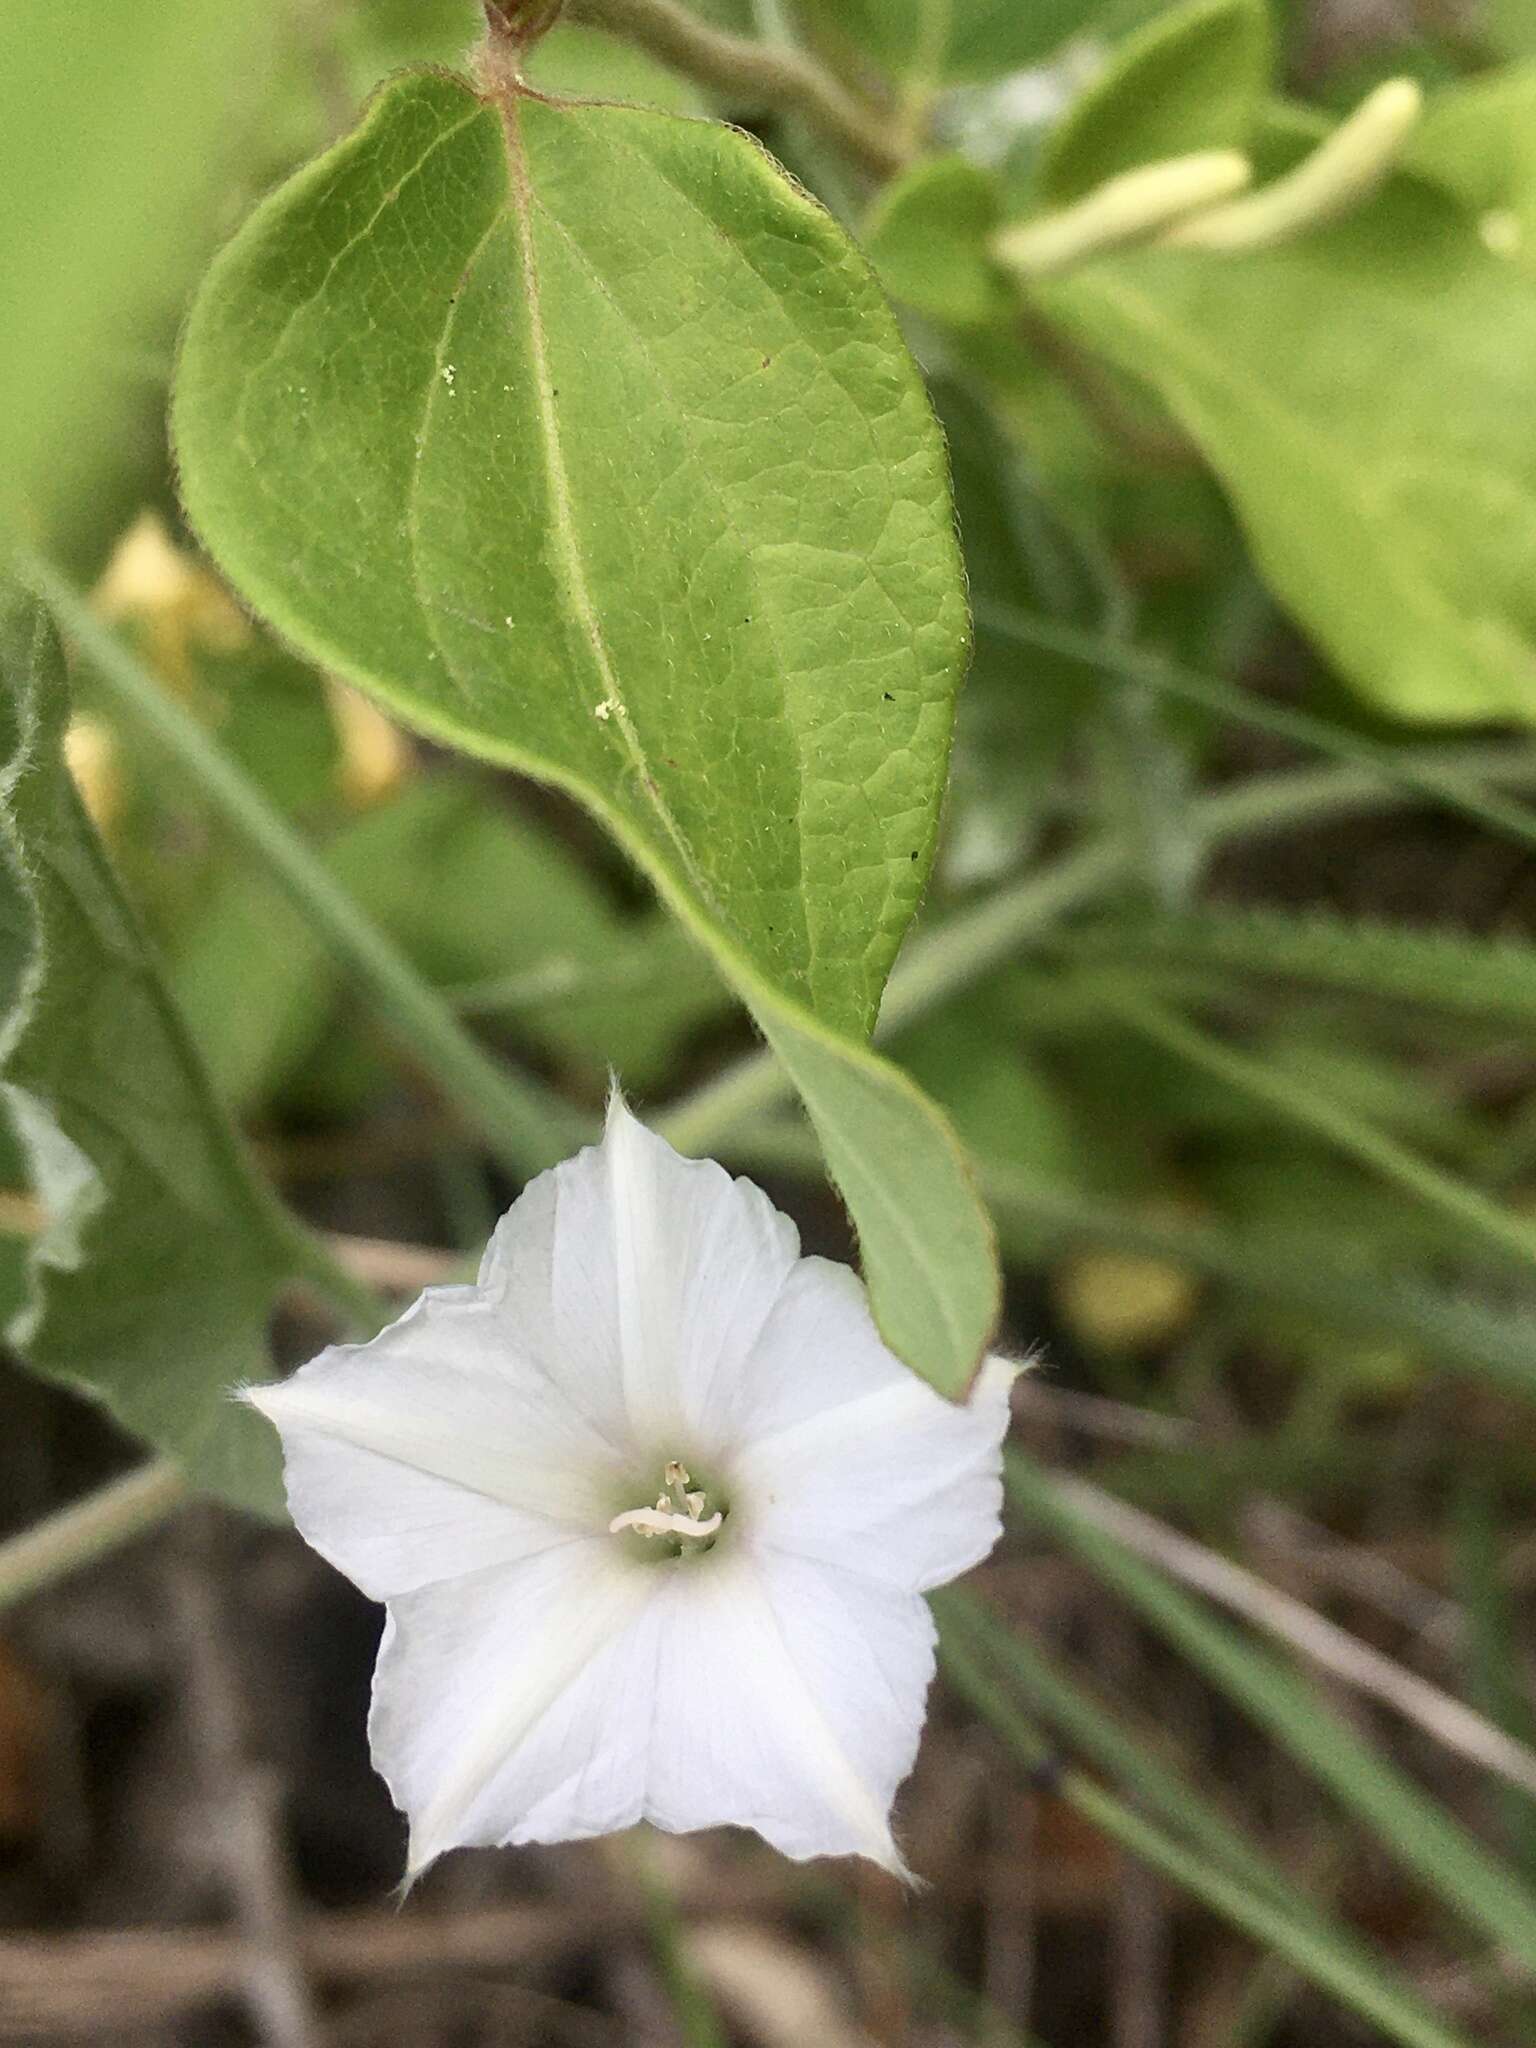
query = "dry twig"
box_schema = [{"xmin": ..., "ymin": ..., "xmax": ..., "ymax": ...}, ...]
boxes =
[{"xmin": 566, "ymin": 0, "xmax": 905, "ymax": 177}]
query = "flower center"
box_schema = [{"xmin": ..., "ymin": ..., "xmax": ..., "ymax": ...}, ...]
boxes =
[{"xmin": 608, "ymin": 1460, "xmax": 724, "ymax": 1550}]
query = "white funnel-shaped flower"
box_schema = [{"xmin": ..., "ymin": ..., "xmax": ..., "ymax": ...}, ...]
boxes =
[{"xmin": 246, "ymin": 1096, "xmax": 1015, "ymax": 1883}]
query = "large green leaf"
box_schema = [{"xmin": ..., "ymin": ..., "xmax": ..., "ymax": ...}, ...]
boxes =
[
  {"xmin": 1035, "ymin": 180, "xmax": 1536, "ymax": 722},
  {"xmin": 173, "ymin": 70, "xmax": 998, "ymax": 1392},
  {"xmin": 0, "ymin": 583, "xmax": 293, "ymax": 1512}
]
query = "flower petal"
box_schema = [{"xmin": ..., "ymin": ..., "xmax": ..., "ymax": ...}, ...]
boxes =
[
  {"xmin": 371, "ymin": 1540, "xmax": 654, "ymax": 1876},
  {"xmin": 704, "ymin": 1256, "xmax": 904, "ymax": 1448},
  {"xmin": 247, "ymin": 1286, "xmax": 627, "ymax": 1600},
  {"xmin": 728, "ymin": 1263, "xmax": 1016, "ymax": 1593},
  {"xmin": 375, "ymin": 1543, "xmax": 921, "ymax": 1877},
  {"xmin": 640, "ymin": 1549, "xmax": 927, "ymax": 1877},
  {"xmin": 477, "ymin": 1094, "xmax": 799, "ymax": 1452}
]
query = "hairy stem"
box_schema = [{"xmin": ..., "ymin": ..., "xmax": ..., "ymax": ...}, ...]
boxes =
[
  {"xmin": 976, "ymin": 602, "xmax": 1536, "ymax": 857},
  {"xmin": 1104, "ymin": 986, "xmax": 1536, "ymax": 1280},
  {"xmin": 662, "ymin": 742, "xmax": 1536, "ymax": 1156},
  {"xmin": 727, "ymin": 1122, "xmax": 1536, "ymax": 1404}
]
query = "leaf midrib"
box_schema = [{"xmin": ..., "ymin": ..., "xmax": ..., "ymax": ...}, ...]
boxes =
[
  {"xmin": 496, "ymin": 91, "xmax": 720, "ymax": 921},
  {"xmin": 523, "ymin": 192, "xmax": 820, "ymax": 991}
]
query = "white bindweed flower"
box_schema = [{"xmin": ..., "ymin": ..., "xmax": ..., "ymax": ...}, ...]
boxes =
[{"xmin": 245, "ymin": 1097, "xmax": 1015, "ymax": 1882}]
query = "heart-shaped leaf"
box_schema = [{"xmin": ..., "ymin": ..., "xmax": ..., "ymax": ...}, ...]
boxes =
[{"xmin": 174, "ymin": 69, "xmax": 999, "ymax": 1392}]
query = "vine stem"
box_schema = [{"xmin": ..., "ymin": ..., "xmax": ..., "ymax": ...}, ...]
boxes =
[{"xmin": 564, "ymin": 0, "xmax": 907, "ymax": 178}]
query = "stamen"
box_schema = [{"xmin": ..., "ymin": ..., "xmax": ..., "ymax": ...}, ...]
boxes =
[
  {"xmin": 613, "ymin": 1459, "xmax": 725, "ymax": 1548},
  {"xmin": 609, "ymin": 1505, "xmax": 724, "ymax": 1541}
]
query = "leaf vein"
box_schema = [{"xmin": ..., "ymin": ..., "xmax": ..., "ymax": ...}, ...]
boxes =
[{"xmin": 499, "ymin": 96, "xmax": 721, "ymax": 918}]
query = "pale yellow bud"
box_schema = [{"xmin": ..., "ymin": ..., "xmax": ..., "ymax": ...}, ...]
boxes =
[
  {"xmin": 63, "ymin": 716, "xmax": 122, "ymax": 834},
  {"xmin": 1052, "ymin": 1243, "xmax": 1199, "ymax": 1355},
  {"xmin": 92, "ymin": 511, "xmax": 248, "ymax": 692},
  {"xmin": 1164, "ymin": 79, "xmax": 1423, "ymax": 252},
  {"xmin": 328, "ymin": 680, "xmax": 411, "ymax": 808},
  {"xmin": 1480, "ymin": 209, "xmax": 1522, "ymax": 259}
]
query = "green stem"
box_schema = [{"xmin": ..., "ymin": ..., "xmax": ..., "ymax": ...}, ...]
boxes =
[
  {"xmin": 0, "ymin": 1459, "xmax": 187, "ymax": 1612},
  {"xmin": 279, "ymin": 1214, "xmax": 394, "ymax": 1335},
  {"xmin": 626, "ymin": 1837, "xmax": 732, "ymax": 2048},
  {"xmin": 19, "ymin": 550, "xmax": 586, "ymax": 1181},
  {"xmin": 567, "ymin": 0, "xmax": 904, "ymax": 177}
]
